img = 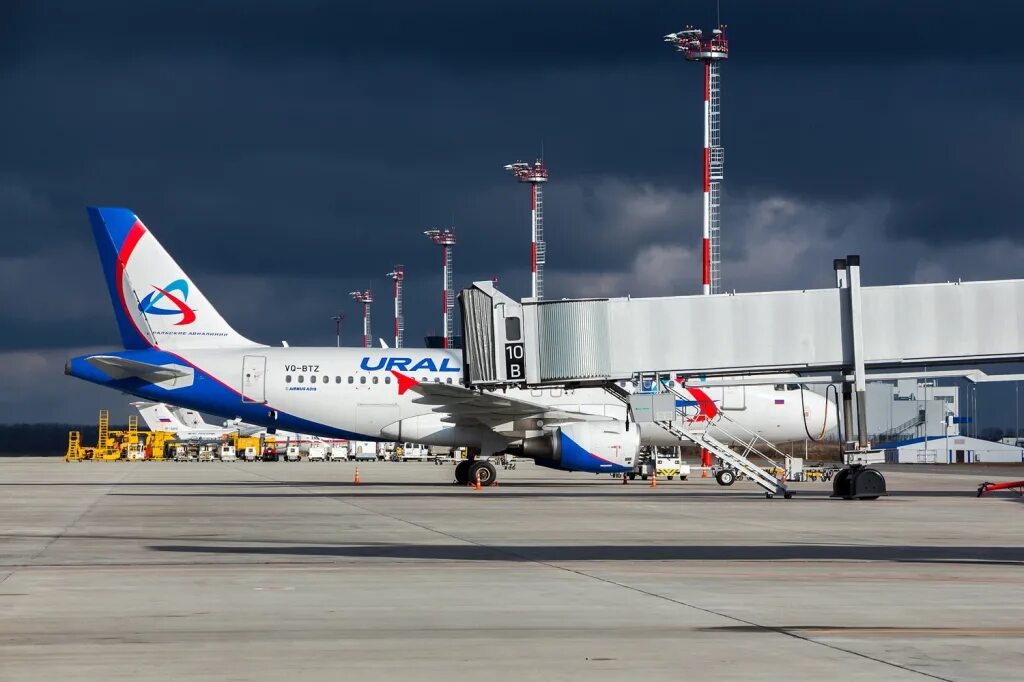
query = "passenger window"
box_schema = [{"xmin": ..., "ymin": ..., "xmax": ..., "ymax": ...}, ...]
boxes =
[
  {"xmin": 348, "ymin": 376, "xmax": 354, "ymax": 384},
  {"xmin": 372, "ymin": 376, "xmax": 379, "ymax": 384},
  {"xmin": 335, "ymin": 376, "xmax": 341, "ymax": 384},
  {"xmin": 309, "ymin": 375, "xmax": 315, "ymax": 383},
  {"xmin": 385, "ymin": 376, "xmax": 392, "ymax": 384},
  {"xmin": 285, "ymin": 375, "xmax": 292, "ymax": 383},
  {"xmin": 298, "ymin": 375, "xmax": 304, "ymax": 384},
  {"xmin": 360, "ymin": 376, "xmax": 366, "ymax": 385},
  {"xmin": 421, "ymin": 377, "xmax": 428, "ymax": 382},
  {"xmin": 446, "ymin": 377, "xmax": 452, "ymax": 384},
  {"xmin": 322, "ymin": 376, "xmax": 329, "ymax": 384}
]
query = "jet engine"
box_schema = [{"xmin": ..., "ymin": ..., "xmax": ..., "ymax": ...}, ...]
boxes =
[{"xmin": 516, "ymin": 421, "xmax": 639, "ymax": 473}]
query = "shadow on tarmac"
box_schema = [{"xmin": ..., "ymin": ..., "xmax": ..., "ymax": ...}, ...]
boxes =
[{"xmin": 148, "ymin": 543, "xmax": 1024, "ymax": 565}]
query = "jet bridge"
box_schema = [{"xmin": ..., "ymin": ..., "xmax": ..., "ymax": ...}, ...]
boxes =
[
  {"xmin": 459, "ymin": 256, "xmax": 1024, "ymax": 498},
  {"xmin": 460, "ymin": 257, "xmax": 1024, "ymax": 388}
]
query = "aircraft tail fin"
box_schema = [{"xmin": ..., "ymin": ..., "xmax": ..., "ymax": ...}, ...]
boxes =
[
  {"xmin": 87, "ymin": 207, "xmax": 262, "ymax": 350},
  {"xmin": 131, "ymin": 401, "xmax": 189, "ymax": 432},
  {"xmin": 170, "ymin": 406, "xmax": 207, "ymax": 428}
]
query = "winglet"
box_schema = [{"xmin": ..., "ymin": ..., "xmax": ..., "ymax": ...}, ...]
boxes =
[{"xmin": 392, "ymin": 370, "xmax": 419, "ymax": 396}]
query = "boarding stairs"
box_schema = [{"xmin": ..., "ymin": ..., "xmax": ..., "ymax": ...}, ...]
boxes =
[
  {"xmin": 878, "ymin": 412, "xmax": 925, "ymax": 444},
  {"xmin": 607, "ymin": 382, "xmax": 793, "ymax": 497}
]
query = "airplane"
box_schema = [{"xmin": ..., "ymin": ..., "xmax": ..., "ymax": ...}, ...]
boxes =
[
  {"xmin": 66, "ymin": 207, "xmax": 837, "ymax": 486},
  {"xmin": 132, "ymin": 401, "xmax": 236, "ymax": 440},
  {"xmin": 132, "ymin": 401, "xmax": 353, "ymax": 453}
]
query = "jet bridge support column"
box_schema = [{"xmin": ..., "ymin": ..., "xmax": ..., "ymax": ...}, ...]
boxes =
[
  {"xmin": 847, "ymin": 256, "xmax": 870, "ymax": 449},
  {"xmin": 834, "ymin": 255, "xmax": 886, "ymax": 500},
  {"xmin": 835, "ymin": 259, "xmax": 855, "ymax": 444}
]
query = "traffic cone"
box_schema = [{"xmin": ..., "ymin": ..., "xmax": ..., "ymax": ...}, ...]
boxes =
[
  {"xmin": 353, "ymin": 467, "xmax": 361, "ymax": 485},
  {"xmin": 474, "ymin": 471, "xmax": 482, "ymax": 491},
  {"xmin": 649, "ymin": 473, "xmax": 657, "ymax": 489}
]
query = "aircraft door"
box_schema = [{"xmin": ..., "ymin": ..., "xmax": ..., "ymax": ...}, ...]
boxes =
[
  {"xmin": 722, "ymin": 385, "xmax": 746, "ymax": 410},
  {"xmin": 242, "ymin": 355, "xmax": 267, "ymax": 404}
]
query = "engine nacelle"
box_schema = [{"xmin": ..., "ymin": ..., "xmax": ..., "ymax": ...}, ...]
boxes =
[{"xmin": 518, "ymin": 421, "xmax": 638, "ymax": 473}]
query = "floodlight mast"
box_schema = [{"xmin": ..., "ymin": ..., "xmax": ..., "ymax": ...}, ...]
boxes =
[
  {"xmin": 664, "ymin": 24, "xmax": 728, "ymax": 295},
  {"xmin": 504, "ymin": 159, "xmax": 549, "ymax": 300},
  {"xmin": 424, "ymin": 228, "xmax": 457, "ymax": 349},
  {"xmin": 386, "ymin": 265, "xmax": 405, "ymax": 348},
  {"xmin": 349, "ymin": 290, "xmax": 374, "ymax": 349}
]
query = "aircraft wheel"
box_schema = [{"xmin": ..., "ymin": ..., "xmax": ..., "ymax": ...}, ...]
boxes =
[
  {"xmin": 469, "ymin": 460, "xmax": 497, "ymax": 486},
  {"xmin": 628, "ymin": 473, "xmax": 637, "ymax": 481},
  {"xmin": 716, "ymin": 469, "xmax": 736, "ymax": 486},
  {"xmin": 455, "ymin": 460, "xmax": 471, "ymax": 485}
]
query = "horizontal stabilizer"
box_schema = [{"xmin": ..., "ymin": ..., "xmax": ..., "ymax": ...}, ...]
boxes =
[{"xmin": 86, "ymin": 355, "xmax": 191, "ymax": 382}]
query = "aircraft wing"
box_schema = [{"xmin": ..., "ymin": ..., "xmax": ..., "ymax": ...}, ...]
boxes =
[
  {"xmin": 399, "ymin": 372, "xmax": 608, "ymax": 429},
  {"xmin": 85, "ymin": 355, "xmax": 191, "ymax": 382}
]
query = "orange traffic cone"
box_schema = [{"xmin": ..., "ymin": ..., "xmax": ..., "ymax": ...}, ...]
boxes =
[
  {"xmin": 649, "ymin": 473, "xmax": 657, "ymax": 489},
  {"xmin": 474, "ymin": 471, "xmax": 482, "ymax": 491},
  {"xmin": 353, "ymin": 467, "xmax": 361, "ymax": 485}
]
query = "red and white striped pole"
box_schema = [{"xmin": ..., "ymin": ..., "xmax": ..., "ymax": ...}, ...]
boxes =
[
  {"xmin": 349, "ymin": 290, "xmax": 374, "ymax": 349},
  {"xmin": 442, "ymin": 244, "xmax": 450, "ymax": 349},
  {"xmin": 530, "ymin": 182, "xmax": 539, "ymax": 299},
  {"xmin": 424, "ymin": 228, "xmax": 457, "ymax": 350},
  {"xmin": 702, "ymin": 60, "xmax": 711, "ymax": 296},
  {"xmin": 387, "ymin": 265, "xmax": 404, "ymax": 348},
  {"xmin": 363, "ymin": 302, "xmax": 370, "ymax": 349}
]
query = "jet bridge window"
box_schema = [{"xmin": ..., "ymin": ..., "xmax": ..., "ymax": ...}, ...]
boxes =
[{"xmin": 505, "ymin": 316, "xmax": 522, "ymax": 341}]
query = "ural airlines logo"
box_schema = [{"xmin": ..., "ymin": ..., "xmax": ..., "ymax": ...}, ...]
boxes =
[
  {"xmin": 360, "ymin": 356, "xmax": 460, "ymax": 373},
  {"xmin": 138, "ymin": 279, "xmax": 196, "ymax": 326}
]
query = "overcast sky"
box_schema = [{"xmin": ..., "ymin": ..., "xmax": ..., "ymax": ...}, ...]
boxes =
[{"xmin": 2, "ymin": 1, "xmax": 1023, "ymax": 427}]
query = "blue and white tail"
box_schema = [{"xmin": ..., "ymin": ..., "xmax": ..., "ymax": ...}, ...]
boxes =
[{"xmin": 88, "ymin": 207, "xmax": 261, "ymax": 350}]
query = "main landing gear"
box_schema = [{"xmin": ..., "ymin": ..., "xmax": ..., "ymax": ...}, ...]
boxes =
[{"xmin": 454, "ymin": 457, "xmax": 497, "ymax": 486}]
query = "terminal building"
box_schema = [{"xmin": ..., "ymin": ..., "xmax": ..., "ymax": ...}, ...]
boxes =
[{"xmin": 866, "ymin": 379, "xmax": 1022, "ymax": 464}]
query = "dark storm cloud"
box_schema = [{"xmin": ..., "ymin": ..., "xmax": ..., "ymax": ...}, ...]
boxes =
[
  {"xmin": 1, "ymin": 1, "xmax": 1023, "ymax": 423},
  {"xmin": 8, "ymin": 1, "xmax": 1024, "ymax": 70}
]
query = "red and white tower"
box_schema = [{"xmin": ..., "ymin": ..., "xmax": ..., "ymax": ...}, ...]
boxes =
[
  {"xmin": 424, "ymin": 228, "xmax": 457, "ymax": 349},
  {"xmin": 386, "ymin": 265, "xmax": 405, "ymax": 349},
  {"xmin": 349, "ymin": 289, "xmax": 374, "ymax": 349},
  {"xmin": 503, "ymin": 159, "xmax": 549, "ymax": 299},
  {"xmin": 665, "ymin": 25, "xmax": 728, "ymax": 295}
]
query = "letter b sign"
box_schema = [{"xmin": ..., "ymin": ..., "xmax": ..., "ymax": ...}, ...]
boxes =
[{"xmin": 504, "ymin": 343, "xmax": 525, "ymax": 382}]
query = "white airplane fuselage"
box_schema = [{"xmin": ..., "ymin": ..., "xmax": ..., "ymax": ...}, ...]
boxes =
[{"xmin": 89, "ymin": 347, "xmax": 829, "ymax": 451}]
